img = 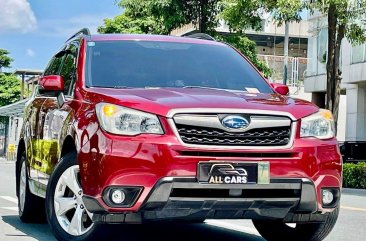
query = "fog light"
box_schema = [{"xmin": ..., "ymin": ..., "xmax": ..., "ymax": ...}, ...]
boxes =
[
  {"xmin": 322, "ymin": 189, "xmax": 334, "ymax": 205},
  {"xmin": 103, "ymin": 187, "xmax": 142, "ymax": 207},
  {"xmin": 111, "ymin": 189, "xmax": 126, "ymax": 204}
]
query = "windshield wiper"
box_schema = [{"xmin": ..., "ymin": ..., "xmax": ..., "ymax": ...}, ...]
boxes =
[
  {"xmin": 182, "ymin": 86, "xmax": 241, "ymax": 92},
  {"xmin": 183, "ymin": 85, "xmax": 222, "ymax": 90},
  {"xmin": 113, "ymin": 86, "xmax": 133, "ymax": 89},
  {"xmin": 89, "ymin": 85, "xmax": 133, "ymax": 89}
]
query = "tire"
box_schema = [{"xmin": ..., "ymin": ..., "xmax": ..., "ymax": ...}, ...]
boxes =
[
  {"xmin": 46, "ymin": 151, "xmax": 103, "ymax": 241},
  {"xmin": 16, "ymin": 151, "xmax": 46, "ymax": 223},
  {"xmin": 252, "ymin": 207, "xmax": 339, "ymax": 241}
]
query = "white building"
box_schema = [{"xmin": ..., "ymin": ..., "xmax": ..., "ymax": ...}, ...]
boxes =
[{"xmin": 305, "ymin": 12, "xmax": 366, "ymax": 161}]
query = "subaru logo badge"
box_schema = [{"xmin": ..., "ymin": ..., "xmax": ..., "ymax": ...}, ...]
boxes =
[{"xmin": 222, "ymin": 115, "xmax": 249, "ymax": 129}]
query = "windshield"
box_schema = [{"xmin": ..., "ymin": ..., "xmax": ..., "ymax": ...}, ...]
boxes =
[{"xmin": 86, "ymin": 40, "xmax": 273, "ymax": 93}]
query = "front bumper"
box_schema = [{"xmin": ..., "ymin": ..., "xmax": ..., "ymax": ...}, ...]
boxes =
[
  {"xmin": 78, "ymin": 121, "xmax": 342, "ymax": 220},
  {"xmin": 84, "ymin": 177, "xmax": 338, "ymax": 224}
]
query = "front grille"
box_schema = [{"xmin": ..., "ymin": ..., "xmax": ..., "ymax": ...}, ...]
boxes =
[{"xmin": 176, "ymin": 124, "xmax": 291, "ymax": 146}]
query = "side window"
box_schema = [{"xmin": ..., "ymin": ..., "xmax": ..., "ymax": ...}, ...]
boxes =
[
  {"xmin": 59, "ymin": 53, "xmax": 76, "ymax": 95},
  {"xmin": 44, "ymin": 56, "xmax": 63, "ymax": 76},
  {"xmin": 59, "ymin": 43, "xmax": 79, "ymax": 96}
]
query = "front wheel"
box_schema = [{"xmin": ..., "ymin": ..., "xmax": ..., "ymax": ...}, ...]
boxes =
[
  {"xmin": 46, "ymin": 152, "xmax": 102, "ymax": 241},
  {"xmin": 252, "ymin": 207, "xmax": 339, "ymax": 241}
]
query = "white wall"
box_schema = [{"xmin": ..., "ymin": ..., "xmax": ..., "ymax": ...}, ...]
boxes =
[{"xmin": 8, "ymin": 117, "xmax": 23, "ymax": 146}]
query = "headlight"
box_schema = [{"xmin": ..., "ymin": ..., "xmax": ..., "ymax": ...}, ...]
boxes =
[
  {"xmin": 300, "ymin": 109, "xmax": 335, "ymax": 139},
  {"xmin": 96, "ymin": 103, "xmax": 163, "ymax": 135}
]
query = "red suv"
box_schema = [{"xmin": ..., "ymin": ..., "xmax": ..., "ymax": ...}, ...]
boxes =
[{"xmin": 16, "ymin": 29, "xmax": 342, "ymax": 241}]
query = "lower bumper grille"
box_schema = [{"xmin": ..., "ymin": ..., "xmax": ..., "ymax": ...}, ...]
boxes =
[{"xmin": 170, "ymin": 188, "xmax": 301, "ymax": 199}]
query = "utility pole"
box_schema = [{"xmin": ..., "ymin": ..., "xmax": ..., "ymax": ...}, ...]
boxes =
[{"xmin": 283, "ymin": 21, "xmax": 289, "ymax": 85}]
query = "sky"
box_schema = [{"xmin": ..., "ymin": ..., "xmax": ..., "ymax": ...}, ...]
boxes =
[{"xmin": 0, "ymin": 0, "xmax": 121, "ymax": 72}]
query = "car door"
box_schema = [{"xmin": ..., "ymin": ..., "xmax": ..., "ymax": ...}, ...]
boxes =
[
  {"xmin": 25, "ymin": 96, "xmax": 47, "ymax": 182},
  {"xmin": 37, "ymin": 42, "xmax": 79, "ymax": 189}
]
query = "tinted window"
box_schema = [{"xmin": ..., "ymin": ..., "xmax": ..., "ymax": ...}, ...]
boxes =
[
  {"xmin": 86, "ymin": 41, "xmax": 272, "ymax": 93},
  {"xmin": 44, "ymin": 56, "xmax": 63, "ymax": 76},
  {"xmin": 59, "ymin": 53, "xmax": 76, "ymax": 95}
]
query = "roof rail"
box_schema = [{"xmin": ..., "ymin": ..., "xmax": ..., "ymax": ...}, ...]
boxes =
[
  {"xmin": 65, "ymin": 28, "xmax": 91, "ymax": 43},
  {"xmin": 185, "ymin": 33, "xmax": 216, "ymax": 41}
]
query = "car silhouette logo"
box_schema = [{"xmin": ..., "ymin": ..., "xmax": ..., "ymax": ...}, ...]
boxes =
[
  {"xmin": 209, "ymin": 164, "xmax": 248, "ymax": 176},
  {"xmin": 221, "ymin": 115, "xmax": 249, "ymax": 129}
]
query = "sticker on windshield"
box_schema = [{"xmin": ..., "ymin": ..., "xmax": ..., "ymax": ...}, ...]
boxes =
[
  {"xmin": 88, "ymin": 42, "xmax": 96, "ymax": 47},
  {"xmin": 245, "ymin": 88, "xmax": 260, "ymax": 93}
]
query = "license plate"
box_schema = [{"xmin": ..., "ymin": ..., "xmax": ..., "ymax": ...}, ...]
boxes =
[{"xmin": 198, "ymin": 162, "xmax": 259, "ymax": 184}]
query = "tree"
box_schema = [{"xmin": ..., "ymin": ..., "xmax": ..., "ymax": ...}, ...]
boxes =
[
  {"xmin": 98, "ymin": 12, "xmax": 166, "ymax": 34},
  {"xmin": 221, "ymin": 0, "xmax": 303, "ymax": 33},
  {"xmin": 218, "ymin": 35, "xmax": 272, "ymax": 77},
  {"xmin": 146, "ymin": 0, "xmax": 222, "ymax": 34},
  {"xmin": 0, "ymin": 49, "xmax": 13, "ymax": 72},
  {"xmin": 309, "ymin": 0, "xmax": 366, "ymax": 128},
  {"xmin": 220, "ymin": 0, "xmax": 303, "ymax": 80},
  {"xmin": 99, "ymin": 0, "xmax": 272, "ymax": 76},
  {"xmin": 100, "ymin": 0, "xmax": 223, "ymax": 35},
  {"xmin": 0, "ymin": 50, "xmax": 20, "ymax": 107},
  {"xmin": 0, "ymin": 73, "xmax": 21, "ymax": 107},
  {"xmin": 98, "ymin": 0, "xmax": 169, "ymax": 34}
]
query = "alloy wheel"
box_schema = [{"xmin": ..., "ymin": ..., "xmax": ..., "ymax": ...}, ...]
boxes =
[{"xmin": 53, "ymin": 165, "xmax": 94, "ymax": 236}]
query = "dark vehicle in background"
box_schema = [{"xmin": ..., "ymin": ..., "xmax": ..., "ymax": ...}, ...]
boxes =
[
  {"xmin": 340, "ymin": 141, "xmax": 366, "ymax": 162},
  {"xmin": 16, "ymin": 29, "xmax": 342, "ymax": 241}
]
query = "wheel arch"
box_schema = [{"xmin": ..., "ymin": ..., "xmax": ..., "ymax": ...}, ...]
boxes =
[{"xmin": 60, "ymin": 135, "xmax": 77, "ymax": 159}]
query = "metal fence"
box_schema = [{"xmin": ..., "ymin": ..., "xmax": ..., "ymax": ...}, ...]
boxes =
[{"xmin": 258, "ymin": 55, "xmax": 308, "ymax": 87}]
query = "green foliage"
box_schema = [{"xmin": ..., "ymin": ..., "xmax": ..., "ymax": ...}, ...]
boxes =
[
  {"xmin": 98, "ymin": 0, "xmax": 167, "ymax": 34},
  {"xmin": 270, "ymin": 0, "xmax": 303, "ymax": 24},
  {"xmin": 0, "ymin": 49, "xmax": 20, "ymax": 107},
  {"xmin": 98, "ymin": 12, "xmax": 165, "ymax": 34},
  {"xmin": 343, "ymin": 163, "xmax": 366, "ymax": 189},
  {"xmin": 98, "ymin": 0, "xmax": 272, "ymax": 76},
  {"xmin": 0, "ymin": 49, "xmax": 13, "ymax": 70},
  {"xmin": 0, "ymin": 73, "xmax": 21, "ymax": 107},
  {"xmin": 220, "ymin": 0, "xmax": 266, "ymax": 32},
  {"xmin": 218, "ymin": 35, "xmax": 272, "ymax": 77},
  {"xmin": 99, "ymin": 0, "xmax": 223, "ymax": 35},
  {"xmin": 146, "ymin": 0, "xmax": 222, "ymax": 34},
  {"xmin": 221, "ymin": 0, "xmax": 304, "ymax": 33}
]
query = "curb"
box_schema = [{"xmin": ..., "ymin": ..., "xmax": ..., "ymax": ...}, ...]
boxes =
[{"xmin": 342, "ymin": 188, "xmax": 366, "ymax": 196}]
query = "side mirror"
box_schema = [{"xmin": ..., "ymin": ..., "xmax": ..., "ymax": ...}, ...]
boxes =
[
  {"xmin": 39, "ymin": 75, "xmax": 64, "ymax": 92},
  {"xmin": 270, "ymin": 83, "xmax": 289, "ymax": 95}
]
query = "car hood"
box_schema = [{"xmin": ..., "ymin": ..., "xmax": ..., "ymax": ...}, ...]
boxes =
[{"xmin": 86, "ymin": 87, "xmax": 318, "ymax": 120}]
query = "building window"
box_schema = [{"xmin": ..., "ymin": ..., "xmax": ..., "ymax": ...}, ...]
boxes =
[
  {"xmin": 351, "ymin": 44, "xmax": 366, "ymax": 64},
  {"xmin": 317, "ymin": 28, "xmax": 327, "ymax": 74},
  {"xmin": 307, "ymin": 36, "xmax": 317, "ymax": 76},
  {"xmin": 307, "ymin": 28, "xmax": 327, "ymax": 76}
]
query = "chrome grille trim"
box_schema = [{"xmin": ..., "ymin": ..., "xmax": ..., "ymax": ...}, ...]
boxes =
[
  {"xmin": 167, "ymin": 109, "xmax": 296, "ymax": 150},
  {"xmin": 166, "ymin": 108, "xmax": 297, "ymax": 120},
  {"xmin": 174, "ymin": 114, "xmax": 291, "ymax": 133}
]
